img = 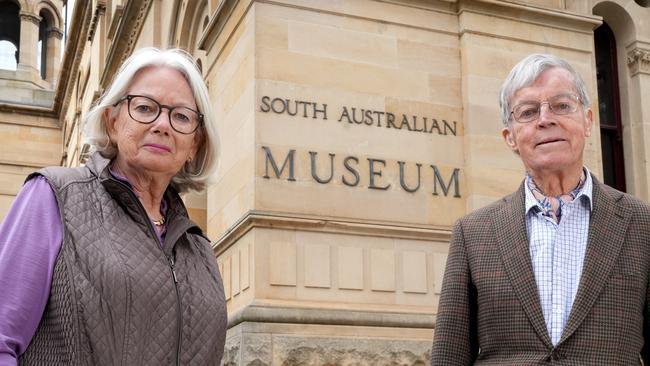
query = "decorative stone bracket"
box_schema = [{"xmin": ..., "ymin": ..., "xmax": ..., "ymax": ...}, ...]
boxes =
[{"xmin": 627, "ymin": 48, "xmax": 650, "ymax": 76}]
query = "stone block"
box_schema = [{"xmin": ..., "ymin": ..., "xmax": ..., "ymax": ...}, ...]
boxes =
[
  {"xmin": 338, "ymin": 246, "xmax": 364, "ymax": 290},
  {"xmin": 288, "ymin": 20, "xmax": 398, "ymax": 68},
  {"xmin": 269, "ymin": 236, "xmax": 297, "ymax": 287},
  {"xmin": 241, "ymin": 241, "xmax": 251, "ymax": 291},
  {"xmin": 402, "ymin": 250, "xmax": 428, "ymax": 294},
  {"xmin": 304, "ymin": 243, "xmax": 331, "ymax": 288},
  {"xmin": 370, "ymin": 249, "xmax": 395, "ymax": 292},
  {"xmin": 432, "ymin": 253, "xmax": 448, "ymax": 296},
  {"xmin": 232, "ymin": 248, "xmax": 241, "ymax": 296}
]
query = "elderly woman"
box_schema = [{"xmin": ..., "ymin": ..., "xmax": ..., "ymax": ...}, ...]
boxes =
[{"xmin": 0, "ymin": 48, "xmax": 227, "ymax": 365}]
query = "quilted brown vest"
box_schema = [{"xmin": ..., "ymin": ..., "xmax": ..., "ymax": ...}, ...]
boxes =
[{"xmin": 19, "ymin": 153, "xmax": 227, "ymax": 366}]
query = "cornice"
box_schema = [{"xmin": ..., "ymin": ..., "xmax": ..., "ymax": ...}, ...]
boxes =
[
  {"xmin": 52, "ymin": 1, "xmax": 93, "ymax": 120},
  {"xmin": 107, "ymin": 5, "xmax": 125, "ymax": 41},
  {"xmin": 198, "ymin": 0, "xmax": 242, "ymax": 53},
  {"xmin": 88, "ymin": 3, "xmax": 107, "ymax": 41},
  {"xmin": 211, "ymin": 210, "xmax": 451, "ymax": 256},
  {"xmin": 627, "ymin": 47, "xmax": 650, "ymax": 76},
  {"xmin": 227, "ymin": 301, "xmax": 435, "ymax": 329},
  {"xmin": 0, "ymin": 103, "xmax": 58, "ymax": 120},
  {"xmin": 100, "ymin": 0, "xmax": 154, "ymax": 89},
  {"xmin": 457, "ymin": 0, "xmax": 602, "ymax": 41}
]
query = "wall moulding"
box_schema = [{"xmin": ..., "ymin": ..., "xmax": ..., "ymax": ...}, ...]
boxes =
[
  {"xmin": 458, "ymin": 0, "xmax": 601, "ymax": 39},
  {"xmin": 211, "ymin": 211, "xmax": 451, "ymax": 256},
  {"xmin": 226, "ymin": 301, "xmax": 436, "ymax": 329},
  {"xmin": 0, "ymin": 106, "xmax": 59, "ymax": 123}
]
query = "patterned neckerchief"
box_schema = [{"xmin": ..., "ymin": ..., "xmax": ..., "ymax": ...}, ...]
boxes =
[{"xmin": 526, "ymin": 170, "xmax": 586, "ymax": 224}]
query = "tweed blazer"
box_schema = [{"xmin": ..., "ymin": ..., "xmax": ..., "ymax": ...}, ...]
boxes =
[{"xmin": 431, "ymin": 176, "xmax": 650, "ymax": 365}]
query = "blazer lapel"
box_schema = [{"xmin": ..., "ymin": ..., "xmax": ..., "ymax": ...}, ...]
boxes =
[
  {"xmin": 494, "ymin": 183, "xmax": 553, "ymax": 348},
  {"xmin": 558, "ymin": 177, "xmax": 631, "ymax": 344}
]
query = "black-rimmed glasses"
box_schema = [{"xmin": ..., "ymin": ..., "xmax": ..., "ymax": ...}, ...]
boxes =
[
  {"xmin": 510, "ymin": 94, "xmax": 582, "ymax": 123},
  {"xmin": 113, "ymin": 94, "xmax": 203, "ymax": 134}
]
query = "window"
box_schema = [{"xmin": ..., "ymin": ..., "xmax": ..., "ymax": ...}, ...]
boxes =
[
  {"xmin": 0, "ymin": 1, "xmax": 20, "ymax": 70},
  {"xmin": 0, "ymin": 40, "xmax": 17, "ymax": 70},
  {"xmin": 594, "ymin": 22, "xmax": 626, "ymax": 191}
]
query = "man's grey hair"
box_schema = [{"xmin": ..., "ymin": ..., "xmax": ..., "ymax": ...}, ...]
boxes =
[
  {"xmin": 499, "ymin": 53, "xmax": 590, "ymax": 127},
  {"xmin": 83, "ymin": 47, "xmax": 219, "ymax": 193}
]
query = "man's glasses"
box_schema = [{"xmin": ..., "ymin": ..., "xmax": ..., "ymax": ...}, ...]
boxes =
[
  {"xmin": 113, "ymin": 95, "xmax": 203, "ymax": 134},
  {"xmin": 510, "ymin": 94, "xmax": 582, "ymax": 123}
]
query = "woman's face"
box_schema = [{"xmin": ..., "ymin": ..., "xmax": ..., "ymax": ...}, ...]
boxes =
[{"xmin": 105, "ymin": 66, "xmax": 201, "ymax": 180}]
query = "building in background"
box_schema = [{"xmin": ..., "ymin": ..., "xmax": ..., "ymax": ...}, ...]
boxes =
[
  {"xmin": 1, "ymin": 0, "xmax": 649, "ymax": 364},
  {"xmin": 0, "ymin": 0, "xmax": 66, "ymax": 217}
]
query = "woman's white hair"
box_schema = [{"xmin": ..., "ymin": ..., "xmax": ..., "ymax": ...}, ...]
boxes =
[
  {"xmin": 499, "ymin": 53, "xmax": 590, "ymax": 127},
  {"xmin": 84, "ymin": 47, "xmax": 219, "ymax": 193}
]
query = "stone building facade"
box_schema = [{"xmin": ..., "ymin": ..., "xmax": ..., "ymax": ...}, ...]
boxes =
[{"xmin": 1, "ymin": 0, "xmax": 649, "ymax": 364}]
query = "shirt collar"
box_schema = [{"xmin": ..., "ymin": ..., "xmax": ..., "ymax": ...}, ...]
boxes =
[{"xmin": 524, "ymin": 167, "xmax": 593, "ymax": 215}]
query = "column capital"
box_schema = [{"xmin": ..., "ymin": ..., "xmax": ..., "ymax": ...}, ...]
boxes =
[
  {"xmin": 48, "ymin": 27, "xmax": 64, "ymax": 40},
  {"xmin": 627, "ymin": 48, "xmax": 650, "ymax": 76},
  {"xmin": 19, "ymin": 11, "xmax": 41, "ymax": 26}
]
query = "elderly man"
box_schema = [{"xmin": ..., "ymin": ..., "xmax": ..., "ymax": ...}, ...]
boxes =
[{"xmin": 430, "ymin": 53, "xmax": 650, "ymax": 365}]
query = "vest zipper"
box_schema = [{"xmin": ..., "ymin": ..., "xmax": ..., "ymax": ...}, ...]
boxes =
[
  {"xmin": 168, "ymin": 254, "xmax": 182, "ymax": 366},
  {"xmin": 108, "ymin": 178, "xmax": 184, "ymax": 366}
]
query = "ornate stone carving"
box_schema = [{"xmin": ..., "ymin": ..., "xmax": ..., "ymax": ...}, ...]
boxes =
[
  {"xmin": 99, "ymin": 0, "xmax": 153, "ymax": 88},
  {"xmin": 222, "ymin": 331, "xmax": 273, "ymax": 366},
  {"xmin": 280, "ymin": 346, "xmax": 429, "ymax": 366},
  {"xmin": 627, "ymin": 48, "xmax": 650, "ymax": 76},
  {"xmin": 121, "ymin": 0, "xmax": 153, "ymax": 66},
  {"xmin": 242, "ymin": 334, "xmax": 272, "ymax": 365},
  {"xmin": 88, "ymin": 3, "xmax": 107, "ymax": 41},
  {"xmin": 19, "ymin": 11, "xmax": 41, "ymax": 26},
  {"xmin": 221, "ymin": 343, "xmax": 240, "ymax": 366},
  {"xmin": 48, "ymin": 28, "xmax": 64, "ymax": 40},
  {"xmin": 274, "ymin": 337, "xmax": 430, "ymax": 366}
]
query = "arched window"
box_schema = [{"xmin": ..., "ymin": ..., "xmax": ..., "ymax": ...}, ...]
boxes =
[
  {"xmin": 0, "ymin": 40, "xmax": 17, "ymax": 70},
  {"xmin": 594, "ymin": 22, "xmax": 626, "ymax": 191},
  {"xmin": 39, "ymin": 9, "xmax": 55, "ymax": 80},
  {"xmin": 0, "ymin": 1, "xmax": 20, "ymax": 70}
]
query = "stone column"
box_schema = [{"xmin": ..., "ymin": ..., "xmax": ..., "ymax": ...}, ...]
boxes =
[
  {"xmin": 45, "ymin": 27, "xmax": 64, "ymax": 85},
  {"xmin": 17, "ymin": 11, "xmax": 41, "ymax": 81},
  {"xmin": 625, "ymin": 46, "xmax": 650, "ymax": 200}
]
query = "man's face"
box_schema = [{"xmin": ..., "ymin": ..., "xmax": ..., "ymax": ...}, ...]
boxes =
[{"xmin": 502, "ymin": 67, "xmax": 593, "ymax": 177}]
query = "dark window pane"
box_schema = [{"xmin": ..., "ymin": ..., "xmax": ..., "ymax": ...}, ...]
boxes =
[
  {"xmin": 594, "ymin": 22, "xmax": 626, "ymax": 192},
  {"xmin": 600, "ymin": 131, "xmax": 615, "ymax": 187}
]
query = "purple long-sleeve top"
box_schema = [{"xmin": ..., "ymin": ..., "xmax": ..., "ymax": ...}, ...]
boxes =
[
  {"xmin": 0, "ymin": 173, "xmax": 167, "ymax": 365},
  {"xmin": 0, "ymin": 176, "xmax": 62, "ymax": 366}
]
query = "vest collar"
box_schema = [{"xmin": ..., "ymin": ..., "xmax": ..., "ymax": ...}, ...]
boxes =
[{"xmin": 87, "ymin": 152, "xmax": 206, "ymax": 254}]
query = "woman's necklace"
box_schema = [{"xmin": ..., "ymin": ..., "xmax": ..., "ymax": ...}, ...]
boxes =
[{"xmin": 152, "ymin": 216, "xmax": 166, "ymax": 226}]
